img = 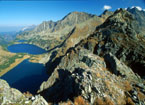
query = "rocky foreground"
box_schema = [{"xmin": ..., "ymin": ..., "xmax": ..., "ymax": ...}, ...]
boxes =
[
  {"xmin": 0, "ymin": 79, "xmax": 48, "ymax": 105},
  {"xmin": 37, "ymin": 9, "xmax": 145, "ymax": 105},
  {"xmin": 0, "ymin": 8, "xmax": 145, "ymax": 105}
]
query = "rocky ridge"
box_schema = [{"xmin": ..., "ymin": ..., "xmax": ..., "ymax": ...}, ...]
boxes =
[
  {"xmin": 0, "ymin": 11, "xmax": 113, "ymax": 105},
  {"xmin": 38, "ymin": 9, "xmax": 145, "ymax": 104}
]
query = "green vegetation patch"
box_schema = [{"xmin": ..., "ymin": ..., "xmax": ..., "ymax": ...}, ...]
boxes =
[{"xmin": 0, "ymin": 54, "xmax": 24, "ymax": 72}]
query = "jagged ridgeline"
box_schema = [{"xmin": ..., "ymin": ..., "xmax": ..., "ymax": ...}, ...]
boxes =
[
  {"xmin": 17, "ymin": 11, "xmax": 112, "ymax": 50},
  {"xmin": 0, "ymin": 8, "xmax": 145, "ymax": 105}
]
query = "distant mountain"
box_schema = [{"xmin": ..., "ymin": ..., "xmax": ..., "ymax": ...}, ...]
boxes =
[
  {"xmin": 99, "ymin": 10, "xmax": 114, "ymax": 19},
  {"xmin": 34, "ymin": 12, "xmax": 96, "ymax": 33},
  {"xmin": 17, "ymin": 11, "xmax": 112, "ymax": 49},
  {"xmin": 20, "ymin": 25, "xmax": 36, "ymax": 32},
  {"xmin": 0, "ymin": 31, "xmax": 17, "ymax": 42},
  {"xmin": 54, "ymin": 12, "xmax": 95, "ymax": 30},
  {"xmin": 127, "ymin": 7, "xmax": 145, "ymax": 24},
  {"xmin": 23, "ymin": 12, "xmax": 98, "ymax": 34},
  {"xmin": 127, "ymin": 7, "xmax": 145, "ymax": 36},
  {"xmin": 33, "ymin": 21, "xmax": 56, "ymax": 33}
]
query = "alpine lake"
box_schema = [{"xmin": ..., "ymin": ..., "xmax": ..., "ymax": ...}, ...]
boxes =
[{"xmin": 0, "ymin": 43, "xmax": 48, "ymax": 94}]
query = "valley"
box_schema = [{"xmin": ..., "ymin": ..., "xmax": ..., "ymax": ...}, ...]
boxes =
[
  {"xmin": 0, "ymin": 43, "xmax": 47, "ymax": 77},
  {"xmin": 0, "ymin": 41, "xmax": 48, "ymax": 94}
]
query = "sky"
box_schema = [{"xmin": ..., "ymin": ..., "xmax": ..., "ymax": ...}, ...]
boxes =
[{"xmin": 0, "ymin": 0, "xmax": 145, "ymax": 31}]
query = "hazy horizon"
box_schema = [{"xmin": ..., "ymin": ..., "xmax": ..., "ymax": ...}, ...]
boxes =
[{"xmin": 0, "ymin": 26, "xmax": 26, "ymax": 32}]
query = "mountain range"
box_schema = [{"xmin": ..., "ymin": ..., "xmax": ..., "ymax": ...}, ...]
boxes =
[
  {"xmin": 0, "ymin": 7, "xmax": 145, "ymax": 105},
  {"xmin": 17, "ymin": 11, "xmax": 113, "ymax": 49}
]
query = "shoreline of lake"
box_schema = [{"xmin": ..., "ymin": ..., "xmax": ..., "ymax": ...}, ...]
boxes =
[{"xmin": 0, "ymin": 55, "xmax": 30, "ymax": 77}]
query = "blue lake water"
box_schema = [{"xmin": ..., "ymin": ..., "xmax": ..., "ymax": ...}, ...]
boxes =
[
  {"xmin": 1, "ymin": 44, "xmax": 49, "ymax": 94},
  {"xmin": 7, "ymin": 44, "xmax": 47, "ymax": 55},
  {"xmin": 1, "ymin": 59, "xmax": 48, "ymax": 94}
]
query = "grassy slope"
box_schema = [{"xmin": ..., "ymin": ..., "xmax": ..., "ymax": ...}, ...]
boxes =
[{"xmin": 0, "ymin": 45, "xmax": 26, "ymax": 75}]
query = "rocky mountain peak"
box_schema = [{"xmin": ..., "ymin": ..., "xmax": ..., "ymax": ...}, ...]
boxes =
[
  {"xmin": 101, "ymin": 10, "xmax": 113, "ymax": 16},
  {"xmin": 31, "ymin": 11, "xmax": 97, "ymax": 33},
  {"xmin": 59, "ymin": 11, "xmax": 96, "ymax": 26},
  {"xmin": 127, "ymin": 6, "xmax": 145, "ymax": 16},
  {"xmin": 99, "ymin": 10, "xmax": 114, "ymax": 19},
  {"xmin": 127, "ymin": 6, "xmax": 145, "ymax": 29},
  {"xmin": 99, "ymin": 8, "xmax": 143, "ymax": 39},
  {"xmin": 34, "ymin": 20, "xmax": 56, "ymax": 32},
  {"xmin": 62, "ymin": 11, "xmax": 95, "ymax": 20},
  {"xmin": 129, "ymin": 6, "xmax": 144, "ymax": 11},
  {"xmin": 101, "ymin": 9, "xmax": 135, "ymax": 28},
  {"xmin": 114, "ymin": 9, "xmax": 134, "ymax": 21}
]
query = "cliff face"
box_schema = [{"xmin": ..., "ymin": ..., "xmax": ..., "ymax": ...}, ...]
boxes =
[{"xmin": 38, "ymin": 9, "xmax": 145, "ymax": 104}]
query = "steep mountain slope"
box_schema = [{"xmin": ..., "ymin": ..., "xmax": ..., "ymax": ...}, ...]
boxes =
[
  {"xmin": 38, "ymin": 9, "xmax": 145, "ymax": 105},
  {"xmin": 17, "ymin": 12, "xmax": 111, "ymax": 49},
  {"xmin": 127, "ymin": 7, "xmax": 145, "ymax": 27},
  {"xmin": 127, "ymin": 7, "xmax": 145, "ymax": 35}
]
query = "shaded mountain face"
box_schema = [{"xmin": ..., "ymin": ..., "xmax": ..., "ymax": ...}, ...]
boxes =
[
  {"xmin": 38, "ymin": 9, "xmax": 145, "ymax": 104},
  {"xmin": 84, "ymin": 9, "xmax": 145, "ymax": 77},
  {"xmin": 17, "ymin": 12, "xmax": 111, "ymax": 49},
  {"xmin": 127, "ymin": 7, "xmax": 145, "ymax": 34}
]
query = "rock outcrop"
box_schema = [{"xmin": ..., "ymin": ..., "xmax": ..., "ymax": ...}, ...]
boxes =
[
  {"xmin": 99, "ymin": 10, "xmax": 113, "ymax": 19},
  {"xmin": 0, "ymin": 79, "xmax": 48, "ymax": 105},
  {"xmin": 38, "ymin": 9, "xmax": 145, "ymax": 105}
]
